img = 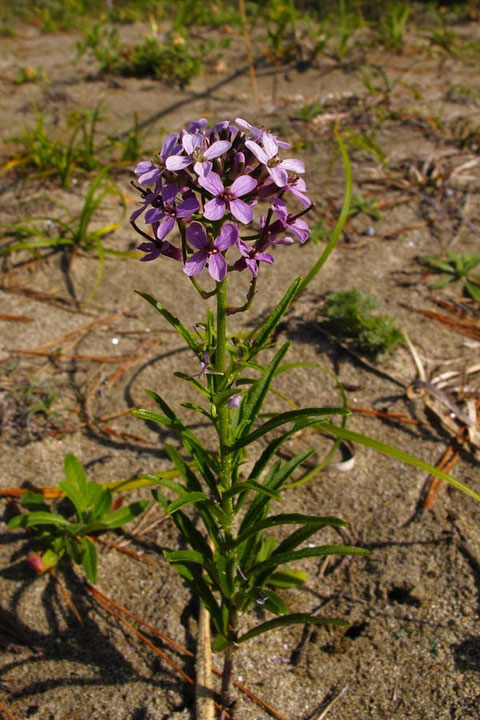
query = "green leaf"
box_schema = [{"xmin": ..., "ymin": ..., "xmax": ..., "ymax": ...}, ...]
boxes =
[
  {"xmin": 238, "ymin": 451, "xmax": 315, "ymax": 541},
  {"xmin": 237, "ymin": 342, "xmax": 291, "ymax": 441},
  {"xmin": 294, "ymin": 130, "xmax": 352, "ymax": 298},
  {"xmin": 231, "ymin": 407, "xmax": 348, "ymax": 451},
  {"xmin": 8, "ymin": 511, "xmax": 72, "ymax": 530},
  {"xmin": 247, "ymin": 277, "xmax": 302, "ymax": 355},
  {"xmin": 251, "ymin": 545, "xmax": 369, "ymax": 575},
  {"xmin": 465, "ymin": 278, "xmax": 480, "ymax": 300},
  {"xmin": 211, "ymin": 634, "xmax": 229, "ymax": 652},
  {"xmin": 91, "ymin": 487, "xmax": 112, "ymax": 519},
  {"xmin": 169, "ymin": 509, "xmax": 214, "ymax": 560},
  {"xmin": 80, "ymin": 537, "xmax": 98, "ymax": 583},
  {"xmin": 236, "ymin": 613, "xmax": 348, "ymax": 644},
  {"xmin": 90, "ymin": 500, "xmax": 149, "ymax": 530},
  {"xmin": 223, "ymin": 480, "xmax": 281, "ymax": 503},
  {"xmin": 165, "ymin": 492, "xmax": 208, "ymax": 515},
  {"xmin": 21, "ymin": 491, "xmax": 49, "ymax": 511},
  {"xmin": 60, "ymin": 453, "xmax": 88, "ymax": 516},
  {"xmin": 165, "ymin": 444, "xmax": 202, "ymax": 492},
  {"xmin": 234, "ymin": 514, "xmax": 346, "ymax": 547},
  {"xmin": 136, "ymin": 291, "xmax": 201, "ymax": 355},
  {"xmin": 267, "ymin": 569, "xmax": 308, "ymax": 588},
  {"xmin": 318, "ymin": 422, "xmax": 480, "ymax": 503},
  {"xmin": 164, "ymin": 549, "xmax": 205, "ymax": 564}
]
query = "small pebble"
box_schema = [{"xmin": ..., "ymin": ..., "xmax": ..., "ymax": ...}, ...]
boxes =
[
  {"xmin": 363, "ymin": 225, "xmax": 376, "ymax": 237},
  {"xmin": 112, "ymin": 337, "xmax": 119, "ymax": 345}
]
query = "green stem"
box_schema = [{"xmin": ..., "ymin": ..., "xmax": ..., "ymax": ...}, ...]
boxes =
[
  {"xmin": 295, "ymin": 130, "xmax": 352, "ymax": 299},
  {"xmin": 215, "ymin": 278, "xmax": 234, "ymax": 530}
]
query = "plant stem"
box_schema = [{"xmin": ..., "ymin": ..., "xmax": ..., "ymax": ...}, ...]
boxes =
[
  {"xmin": 220, "ymin": 644, "xmax": 236, "ymax": 718},
  {"xmin": 215, "ymin": 279, "xmax": 238, "ymax": 715},
  {"xmin": 215, "ymin": 278, "xmax": 233, "ymax": 500}
]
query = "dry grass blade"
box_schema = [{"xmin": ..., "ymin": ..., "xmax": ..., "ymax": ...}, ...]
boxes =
[
  {"xmin": 0, "ymin": 313, "xmax": 34, "ymax": 323},
  {"xmin": 85, "ymin": 535, "xmax": 158, "ymax": 567},
  {"xmin": 0, "ymin": 698, "xmax": 18, "ymax": 720},
  {"xmin": 12, "ymin": 349, "xmax": 126, "ymax": 363},
  {"xmin": 85, "ymin": 584, "xmax": 291, "ymax": 720},
  {"xmin": 349, "ymin": 406, "xmax": 421, "ymax": 425},
  {"xmin": 51, "ymin": 569, "xmax": 82, "ymax": 623},
  {"xmin": 106, "ymin": 337, "xmax": 160, "ymax": 385},
  {"xmin": 196, "ymin": 602, "xmax": 214, "ymax": 720},
  {"xmin": 28, "ymin": 312, "xmax": 124, "ymax": 353},
  {"xmin": 412, "ymin": 306, "xmax": 480, "ymax": 342},
  {"xmin": 0, "ymin": 285, "xmax": 91, "ymax": 314}
]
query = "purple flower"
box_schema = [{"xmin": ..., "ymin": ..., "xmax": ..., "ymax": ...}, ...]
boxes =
[
  {"xmin": 259, "ymin": 175, "xmax": 311, "ymax": 207},
  {"xmin": 184, "ymin": 222, "xmax": 238, "ymax": 281},
  {"xmin": 166, "ymin": 133, "xmax": 231, "ymax": 176},
  {"xmin": 246, "ymin": 132, "xmax": 304, "ymax": 187},
  {"xmin": 144, "ymin": 183, "xmax": 199, "ymax": 241},
  {"xmin": 138, "ymin": 240, "xmax": 183, "ymax": 262},
  {"xmin": 198, "ymin": 172, "xmax": 256, "ymax": 224},
  {"xmin": 236, "ymin": 240, "xmax": 274, "ymax": 277},
  {"xmin": 228, "ymin": 394, "xmax": 243, "ymax": 408},
  {"xmin": 133, "ymin": 133, "xmax": 180, "ymax": 185},
  {"xmin": 235, "ymin": 117, "xmax": 290, "ymax": 148},
  {"xmin": 272, "ymin": 198, "xmax": 310, "ymax": 243}
]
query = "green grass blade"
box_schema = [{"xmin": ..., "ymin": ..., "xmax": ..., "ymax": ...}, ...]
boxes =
[{"xmin": 318, "ymin": 422, "xmax": 480, "ymax": 502}]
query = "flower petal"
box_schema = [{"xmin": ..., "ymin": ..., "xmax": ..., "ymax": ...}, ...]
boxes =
[
  {"xmin": 245, "ymin": 140, "xmax": 269, "ymax": 165},
  {"xmin": 165, "ymin": 154, "xmax": 192, "ymax": 171},
  {"xmin": 204, "ymin": 197, "xmax": 226, "ymax": 221},
  {"xmin": 230, "ymin": 174, "xmax": 257, "ymax": 197},
  {"xmin": 262, "ymin": 132, "xmax": 278, "ymax": 160},
  {"xmin": 208, "ymin": 253, "xmax": 227, "ymax": 282},
  {"xmin": 156, "ymin": 216, "xmax": 175, "ymax": 240},
  {"xmin": 204, "ymin": 140, "xmax": 231, "ymax": 160},
  {"xmin": 161, "ymin": 133, "xmax": 180, "ymax": 157},
  {"xmin": 193, "ymin": 160, "xmax": 212, "ymax": 177},
  {"xmin": 176, "ymin": 196, "xmax": 199, "ymax": 218},
  {"xmin": 235, "ymin": 118, "xmax": 263, "ymax": 138},
  {"xmin": 237, "ymin": 239, "xmax": 250, "ymax": 257},
  {"xmin": 186, "ymin": 222, "xmax": 208, "ymax": 250},
  {"xmin": 256, "ymin": 252, "xmax": 274, "ymax": 265},
  {"xmin": 245, "ymin": 257, "xmax": 258, "ymax": 276},
  {"xmin": 229, "ymin": 198, "xmax": 253, "ymax": 224},
  {"xmin": 268, "ymin": 165, "xmax": 289, "ymax": 187},
  {"xmin": 280, "ymin": 158, "xmax": 305, "ymax": 174},
  {"xmin": 215, "ymin": 223, "xmax": 239, "ymax": 251},
  {"xmin": 184, "ymin": 250, "xmax": 207, "ymax": 276},
  {"xmin": 135, "ymin": 161, "xmax": 155, "ymax": 175},
  {"xmin": 198, "ymin": 171, "xmax": 224, "ymax": 196},
  {"xmin": 161, "ymin": 241, "xmax": 183, "ymax": 261},
  {"xmin": 144, "ymin": 207, "xmax": 164, "ymax": 224},
  {"xmin": 182, "ymin": 132, "xmax": 203, "ymax": 156},
  {"xmin": 161, "ymin": 183, "xmax": 178, "ymax": 205}
]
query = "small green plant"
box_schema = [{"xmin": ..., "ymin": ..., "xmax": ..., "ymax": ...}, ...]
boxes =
[
  {"xmin": 9, "ymin": 105, "xmax": 102, "ymax": 188},
  {"xmin": 419, "ymin": 250, "xmax": 480, "ymax": 300},
  {"xmin": 8, "ymin": 454, "xmax": 149, "ymax": 583},
  {"xmin": 348, "ymin": 193, "xmax": 381, "ymax": 221},
  {"xmin": 376, "ymin": 3, "xmax": 410, "ymax": 52},
  {"xmin": 77, "ymin": 24, "xmax": 203, "ymax": 88},
  {"xmin": 321, "ymin": 289, "xmax": 404, "ymax": 360},
  {"xmin": 2, "ymin": 169, "xmax": 129, "ymax": 304},
  {"xmin": 14, "ymin": 65, "xmax": 48, "ymax": 84},
  {"xmin": 292, "ymin": 100, "xmax": 324, "ymax": 123}
]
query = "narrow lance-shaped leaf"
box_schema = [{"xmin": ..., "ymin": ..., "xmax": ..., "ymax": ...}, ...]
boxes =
[
  {"xmin": 236, "ymin": 613, "xmax": 348, "ymax": 645},
  {"xmin": 247, "ymin": 277, "xmax": 302, "ymax": 356},
  {"xmin": 136, "ymin": 291, "xmax": 201, "ymax": 355},
  {"xmin": 232, "ymin": 407, "xmax": 349, "ymax": 451},
  {"xmin": 318, "ymin": 422, "xmax": 480, "ymax": 503}
]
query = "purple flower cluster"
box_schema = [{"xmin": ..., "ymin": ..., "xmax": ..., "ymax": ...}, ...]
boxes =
[{"xmin": 130, "ymin": 118, "xmax": 312, "ymax": 282}]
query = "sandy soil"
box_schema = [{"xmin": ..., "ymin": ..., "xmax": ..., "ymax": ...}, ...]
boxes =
[{"xmin": 0, "ymin": 18, "xmax": 479, "ymax": 720}]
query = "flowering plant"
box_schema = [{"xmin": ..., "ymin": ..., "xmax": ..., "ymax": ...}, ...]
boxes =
[{"xmin": 129, "ymin": 118, "xmax": 480, "ymax": 715}]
